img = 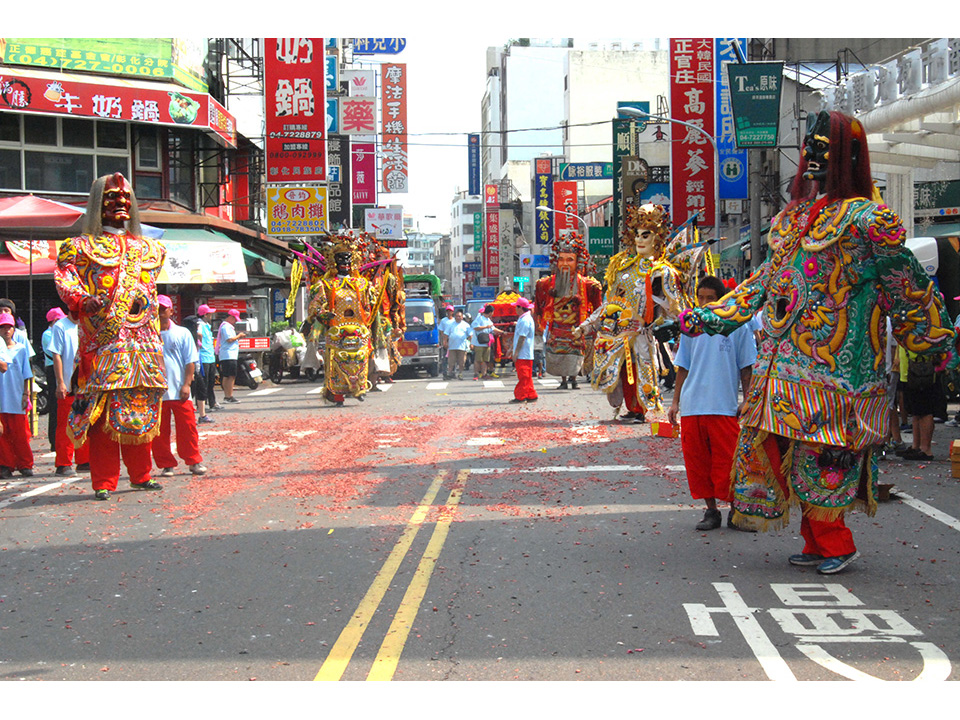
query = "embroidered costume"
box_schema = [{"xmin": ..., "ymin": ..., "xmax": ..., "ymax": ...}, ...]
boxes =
[
  {"xmin": 678, "ymin": 111, "xmax": 955, "ymax": 572},
  {"xmin": 533, "ymin": 232, "xmax": 602, "ymax": 386},
  {"xmin": 579, "ymin": 204, "xmax": 701, "ymax": 419}
]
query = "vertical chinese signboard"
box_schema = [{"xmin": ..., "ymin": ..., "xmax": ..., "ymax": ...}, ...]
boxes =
[
  {"xmin": 612, "ymin": 116, "xmax": 639, "ymax": 244},
  {"xmin": 669, "ymin": 38, "xmax": 716, "ymax": 229},
  {"xmin": 716, "ymin": 38, "xmax": 748, "ymax": 200},
  {"xmin": 484, "ymin": 184, "xmax": 500, "ymax": 280},
  {"xmin": 535, "ymin": 158, "xmax": 554, "ymax": 245},
  {"xmin": 352, "ymin": 142, "xmax": 376, "ymax": 205},
  {"xmin": 553, "ymin": 181, "xmax": 578, "ymax": 238},
  {"xmin": 340, "ymin": 97, "xmax": 376, "ymax": 135},
  {"xmin": 727, "ymin": 62, "xmax": 785, "ymax": 148},
  {"xmin": 468, "ymin": 133, "xmax": 481, "ymax": 196},
  {"xmin": 327, "ymin": 134, "xmax": 351, "ymax": 228},
  {"xmin": 266, "ymin": 186, "xmax": 328, "ymax": 236},
  {"xmin": 381, "ymin": 62, "xmax": 408, "ymax": 193},
  {"xmin": 264, "ymin": 38, "xmax": 326, "ymax": 183},
  {"xmin": 473, "ymin": 212, "xmax": 483, "ymax": 253}
]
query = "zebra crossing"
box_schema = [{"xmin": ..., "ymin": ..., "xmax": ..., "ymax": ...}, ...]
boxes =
[{"xmin": 237, "ymin": 375, "xmax": 571, "ymax": 399}]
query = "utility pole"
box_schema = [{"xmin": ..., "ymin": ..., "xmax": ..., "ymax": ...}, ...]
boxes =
[{"xmin": 749, "ymin": 149, "xmax": 763, "ymax": 273}]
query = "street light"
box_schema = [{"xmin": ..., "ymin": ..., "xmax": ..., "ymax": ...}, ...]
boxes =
[
  {"xmin": 535, "ymin": 204, "xmax": 590, "ymax": 236},
  {"xmin": 618, "ymin": 106, "xmax": 721, "ymax": 243}
]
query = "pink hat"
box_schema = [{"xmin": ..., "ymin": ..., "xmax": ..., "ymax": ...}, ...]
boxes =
[
  {"xmin": 514, "ymin": 297, "xmax": 534, "ymax": 310},
  {"xmin": 197, "ymin": 303, "xmax": 216, "ymax": 316},
  {"xmin": 227, "ymin": 309, "xmax": 242, "ymax": 319},
  {"xmin": 157, "ymin": 294, "xmax": 172, "ymax": 308},
  {"xmin": 0, "ymin": 312, "xmax": 14, "ymax": 327},
  {"xmin": 445, "ymin": 304, "xmax": 454, "ymax": 311},
  {"xmin": 46, "ymin": 307, "xmax": 66, "ymax": 322}
]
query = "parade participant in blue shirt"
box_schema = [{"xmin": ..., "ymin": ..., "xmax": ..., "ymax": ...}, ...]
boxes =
[
  {"xmin": 510, "ymin": 297, "xmax": 538, "ymax": 403},
  {"xmin": 217, "ymin": 309, "xmax": 246, "ymax": 403},
  {"xmin": 0, "ymin": 312, "xmax": 33, "ymax": 478},
  {"xmin": 51, "ymin": 309, "xmax": 90, "ymax": 476},
  {"xmin": 42, "ymin": 307, "xmax": 66, "ymax": 451},
  {"xmin": 195, "ymin": 303, "xmax": 220, "ymax": 422},
  {"xmin": 152, "ymin": 295, "xmax": 207, "ymax": 477},
  {"xmin": 438, "ymin": 305, "xmax": 457, "ymax": 379}
]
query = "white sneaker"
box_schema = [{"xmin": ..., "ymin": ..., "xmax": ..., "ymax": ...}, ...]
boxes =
[
  {"xmin": 946, "ymin": 419, "xmax": 959, "ymax": 428},
  {"xmin": 189, "ymin": 463, "xmax": 208, "ymax": 475},
  {"xmin": 159, "ymin": 467, "xmax": 175, "ymax": 477}
]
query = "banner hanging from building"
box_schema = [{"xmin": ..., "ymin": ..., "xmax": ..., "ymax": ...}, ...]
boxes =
[
  {"xmin": 727, "ymin": 62, "xmax": 785, "ymax": 148},
  {"xmin": 669, "ymin": 38, "xmax": 716, "ymax": 229},
  {"xmin": 339, "ymin": 97, "xmax": 376, "ymax": 135},
  {"xmin": 473, "ymin": 211, "xmax": 483, "ymax": 253},
  {"xmin": 553, "ymin": 180, "xmax": 578, "ymax": 239},
  {"xmin": 716, "ymin": 38, "xmax": 748, "ymax": 200},
  {"xmin": 380, "ymin": 62, "xmax": 408, "ymax": 193},
  {"xmin": 327, "ymin": 134, "xmax": 351, "ymax": 228},
  {"xmin": 534, "ymin": 158, "xmax": 554, "ymax": 245},
  {"xmin": 264, "ymin": 37, "xmax": 326, "ymax": 183},
  {"xmin": 352, "ymin": 142, "xmax": 376, "ymax": 205},
  {"xmin": 364, "ymin": 208, "xmax": 405, "ymax": 247},
  {"xmin": 612, "ymin": 117, "xmax": 639, "ymax": 243},
  {"xmin": 468, "ymin": 134, "xmax": 480, "ymax": 197},
  {"xmin": 266, "ymin": 185, "xmax": 327, "ymax": 236},
  {"xmin": 484, "ymin": 184, "xmax": 500, "ymax": 280}
]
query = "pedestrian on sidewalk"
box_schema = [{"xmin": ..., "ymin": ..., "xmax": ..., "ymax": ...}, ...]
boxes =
[
  {"xmin": 51, "ymin": 308, "xmax": 90, "ymax": 476},
  {"xmin": 897, "ymin": 343, "xmax": 943, "ymax": 461},
  {"xmin": 509, "ymin": 297, "xmax": 538, "ymax": 404},
  {"xmin": 42, "ymin": 307, "xmax": 66, "ymax": 451},
  {"xmin": 217, "ymin": 309, "xmax": 246, "ymax": 403},
  {"xmin": 151, "ymin": 296, "xmax": 207, "ymax": 477},
  {"xmin": 445, "ymin": 309, "xmax": 472, "ymax": 381},
  {"xmin": 667, "ymin": 276, "xmax": 756, "ymax": 531},
  {"xmin": 0, "ymin": 312, "xmax": 33, "ymax": 478},
  {"xmin": 195, "ymin": 304, "xmax": 221, "ymax": 421}
]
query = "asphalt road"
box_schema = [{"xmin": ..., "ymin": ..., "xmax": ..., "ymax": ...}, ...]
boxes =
[{"xmin": 1, "ymin": 369, "xmax": 959, "ymax": 692}]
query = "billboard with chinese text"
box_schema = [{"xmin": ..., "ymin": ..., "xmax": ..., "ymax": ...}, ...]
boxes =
[
  {"xmin": 380, "ymin": 63, "xmax": 408, "ymax": 193},
  {"xmin": 264, "ymin": 38, "xmax": 327, "ymax": 183},
  {"xmin": 266, "ymin": 185, "xmax": 328, "ymax": 236}
]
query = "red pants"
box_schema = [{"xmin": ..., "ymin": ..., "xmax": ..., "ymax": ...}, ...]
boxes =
[
  {"xmin": 151, "ymin": 399, "xmax": 202, "ymax": 469},
  {"xmin": 513, "ymin": 359, "xmax": 538, "ymax": 400},
  {"xmin": 0, "ymin": 413, "xmax": 33, "ymax": 470},
  {"xmin": 762, "ymin": 434, "xmax": 857, "ymax": 558},
  {"xmin": 55, "ymin": 395, "xmax": 90, "ymax": 467},
  {"xmin": 680, "ymin": 415, "xmax": 740, "ymax": 502},
  {"xmin": 88, "ymin": 414, "xmax": 153, "ymax": 491},
  {"xmin": 621, "ymin": 365, "xmax": 644, "ymax": 415}
]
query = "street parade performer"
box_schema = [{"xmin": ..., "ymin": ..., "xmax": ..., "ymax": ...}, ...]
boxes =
[
  {"xmin": 574, "ymin": 203, "xmax": 704, "ymax": 422},
  {"xmin": 361, "ymin": 235, "xmax": 405, "ymax": 386},
  {"xmin": 678, "ymin": 110, "xmax": 956, "ymax": 575},
  {"xmin": 299, "ymin": 233, "xmax": 385, "ymax": 407},
  {"xmin": 533, "ymin": 232, "xmax": 603, "ymax": 389},
  {"xmin": 54, "ymin": 173, "xmax": 166, "ymax": 500}
]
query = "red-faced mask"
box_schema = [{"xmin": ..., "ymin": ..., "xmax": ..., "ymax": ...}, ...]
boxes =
[{"xmin": 101, "ymin": 172, "xmax": 133, "ymax": 227}]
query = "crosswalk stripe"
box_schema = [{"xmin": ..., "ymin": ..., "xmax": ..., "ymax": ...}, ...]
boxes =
[
  {"xmin": 248, "ymin": 388, "xmax": 282, "ymax": 397},
  {"xmin": 307, "ymin": 386, "xmax": 326, "ymax": 394},
  {"xmin": 426, "ymin": 382, "xmax": 448, "ymax": 390},
  {"xmin": 483, "ymin": 380, "xmax": 505, "ymax": 388}
]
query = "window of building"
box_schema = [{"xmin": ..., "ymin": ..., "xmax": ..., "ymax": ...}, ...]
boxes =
[
  {"xmin": 0, "ymin": 116, "xmax": 131, "ymax": 193},
  {"xmin": 136, "ymin": 126, "xmax": 161, "ymax": 170}
]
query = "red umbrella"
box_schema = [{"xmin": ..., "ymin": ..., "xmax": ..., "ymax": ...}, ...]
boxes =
[{"xmin": 0, "ymin": 195, "xmax": 84, "ymax": 229}]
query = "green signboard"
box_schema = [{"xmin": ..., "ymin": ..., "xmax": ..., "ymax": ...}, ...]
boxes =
[
  {"xmin": 726, "ymin": 62, "xmax": 784, "ymax": 148},
  {"xmin": 915, "ymin": 180, "xmax": 960, "ymax": 217},
  {"xmin": 588, "ymin": 226, "xmax": 614, "ymax": 257},
  {"xmin": 473, "ymin": 212, "xmax": 483, "ymax": 253},
  {"xmin": 2, "ymin": 38, "xmax": 208, "ymax": 92}
]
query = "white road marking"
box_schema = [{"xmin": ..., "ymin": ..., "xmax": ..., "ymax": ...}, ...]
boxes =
[
  {"xmin": 41, "ymin": 451, "xmax": 56, "ymax": 459},
  {"xmin": 248, "ymin": 388, "xmax": 282, "ymax": 397},
  {"xmin": 483, "ymin": 380, "xmax": 505, "ymax": 389},
  {"xmin": 537, "ymin": 378, "xmax": 561, "ymax": 387},
  {"xmin": 307, "ymin": 386, "xmax": 326, "ymax": 394},
  {"xmin": 470, "ymin": 465, "xmax": 651, "ymax": 474},
  {"xmin": 0, "ymin": 477, "xmax": 82, "ymax": 509},
  {"xmin": 426, "ymin": 382, "xmax": 448, "ymax": 390},
  {"xmin": 256, "ymin": 442, "xmax": 289, "ymax": 452},
  {"xmin": 467, "ymin": 437, "xmax": 505, "ymax": 446},
  {"xmin": 198, "ymin": 430, "xmax": 231, "ymax": 437},
  {"xmin": 287, "ymin": 430, "xmax": 317, "ymax": 439},
  {"xmin": 895, "ymin": 491, "xmax": 960, "ymax": 532},
  {"xmin": 664, "ymin": 465, "xmax": 687, "ymax": 473},
  {"xmin": 376, "ymin": 383, "xmax": 393, "ymax": 392},
  {"xmin": 571, "ymin": 421, "xmax": 609, "ymax": 444}
]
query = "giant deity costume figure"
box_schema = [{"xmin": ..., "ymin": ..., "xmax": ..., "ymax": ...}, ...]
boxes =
[
  {"xmin": 361, "ymin": 236, "xmax": 406, "ymax": 380},
  {"xmin": 533, "ymin": 232, "xmax": 603, "ymax": 389},
  {"xmin": 576, "ymin": 204, "xmax": 699, "ymax": 422},
  {"xmin": 55, "ymin": 173, "xmax": 167, "ymax": 499},
  {"xmin": 678, "ymin": 111, "xmax": 955, "ymax": 574},
  {"xmin": 306, "ymin": 234, "xmax": 382, "ymax": 407}
]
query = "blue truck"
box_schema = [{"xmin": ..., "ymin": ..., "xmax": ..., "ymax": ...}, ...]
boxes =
[{"xmin": 400, "ymin": 274, "xmax": 442, "ymax": 377}]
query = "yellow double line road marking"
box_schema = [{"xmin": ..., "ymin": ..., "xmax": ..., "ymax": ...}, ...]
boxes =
[{"xmin": 315, "ymin": 468, "xmax": 468, "ymax": 681}]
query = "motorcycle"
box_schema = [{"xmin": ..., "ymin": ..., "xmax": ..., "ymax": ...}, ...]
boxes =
[{"xmin": 236, "ymin": 356, "xmax": 262, "ymax": 390}]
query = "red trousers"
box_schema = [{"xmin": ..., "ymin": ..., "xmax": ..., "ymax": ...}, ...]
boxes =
[
  {"xmin": 621, "ymin": 365, "xmax": 644, "ymax": 415},
  {"xmin": 151, "ymin": 399, "xmax": 202, "ymax": 469},
  {"xmin": 513, "ymin": 359, "xmax": 538, "ymax": 400},
  {"xmin": 762, "ymin": 434, "xmax": 857, "ymax": 558},
  {"xmin": 680, "ymin": 415, "xmax": 740, "ymax": 502},
  {"xmin": 0, "ymin": 412, "xmax": 33, "ymax": 470},
  {"xmin": 55, "ymin": 395, "xmax": 89, "ymax": 467},
  {"xmin": 88, "ymin": 414, "xmax": 153, "ymax": 491}
]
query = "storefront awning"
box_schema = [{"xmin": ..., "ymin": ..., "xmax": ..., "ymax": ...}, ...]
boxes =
[
  {"xmin": 157, "ymin": 228, "xmax": 248, "ymax": 284},
  {"xmin": 242, "ymin": 247, "xmax": 286, "ymax": 280}
]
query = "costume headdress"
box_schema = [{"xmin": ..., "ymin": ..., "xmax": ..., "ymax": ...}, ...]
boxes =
[
  {"xmin": 606, "ymin": 204, "xmax": 672, "ymax": 285},
  {"xmin": 550, "ymin": 231, "xmax": 596, "ymax": 275}
]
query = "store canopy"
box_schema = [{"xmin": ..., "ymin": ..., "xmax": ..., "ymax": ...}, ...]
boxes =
[
  {"xmin": 157, "ymin": 228, "xmax": 248, "ymax": 285},
  {"xmin": 242, "ymin": 247, "xmax": 286, "ymax": 280},
  {"xmin": 0, "ymin": 196, "xmax": 84, "ymax": 229}
]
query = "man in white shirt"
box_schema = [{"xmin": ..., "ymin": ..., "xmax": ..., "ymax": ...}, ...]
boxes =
[
  {"xmin": 438, "ymin": 305, "xmax": 456, "ymax": 379},
  {"xmin": 510, "ymin": 297, "xmax": 538, "ymax": 403},
  {"xmin": 51, "ymin": 308, "xmax": 90, "ymax": 476},
  {"xmin": 217, "ymin": 309, "xmax": 246, "ymax": 403}
]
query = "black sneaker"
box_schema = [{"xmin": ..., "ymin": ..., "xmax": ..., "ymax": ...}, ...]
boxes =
[
  {"xmin": 558, "ymin": 380, "xmax": 569, "ymax": 389},
  {"xmin": 94, "ymin": 489, "xmax": 110, "ymax": 501},
  {"xmin": 817, "ymin": 551, "xmax": 860, "ymax": 575},
  {"xmin": 17, "ymin": 468, "xmax": 33, "ymax": 477},
  {"xmin": 788, "ymin": 552, "xmax": 824, "ymax": 567},
  {"xmin": 0, "ymin": 466, "xmax": 12, "ymax": 479},
  {"xmin": 695, "ymin": 509, "xmax": 722, "ymax": 531},
  {"xmin": 131, "ymin": 479, "xmax": 163, "ymax": 491},
  {"xmin": 570, "ymin": 380, "xmax": 579, "ymax": 389},
  {"xmin": 55, "ymin": 466, "xmax": 76, "ymax": 477},
  {"xmin": 76, "ymin": 463, "xmax": 90, "ymax": 472}
]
